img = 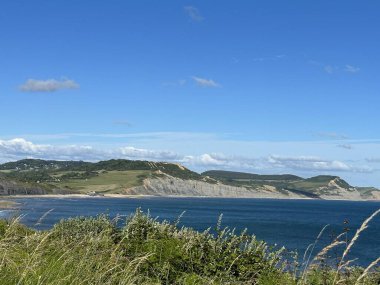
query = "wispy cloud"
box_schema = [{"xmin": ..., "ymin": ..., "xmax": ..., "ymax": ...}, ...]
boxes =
[
  {"xmin": 267, "ymin": 155, "xmax": 371, "ymax": 173},
  {"xmin": 324, "ymin": 65, "xmax": 336, "ymax": 74},
  {"xmin": 113, "ymin": 120, "xmax": 132, "ymax": 127},
  {"xmin": 309, "ymin": 60, "xmax": 360, "ymax": 75},
  {"xmin": 20, "ymin": 78, "xmax": 79, "ymax": 92},
  {"xmin": 317, "ymin": 132, "xmax": 349, "ymax": 140},
  {"xmin": 252, "ymin": 54, "xmax": 286, "ymax": 62},
  {"xmin": 192, "ymin": 76, "xmax": 220, "ymax": 88},
  {"xmin": 184, "ymin": 6, "xmax": 203, "ymax": 22},
  {"xmin": 366, "ymin": 158, "xmax": 380, "ymax": 163},
  {"xmin": 337, "ymin": 144, "xmax": 353, "ymax": 150},
  {"xmin": 344, "ymin": 64, "xmax": 360, "ymax": 73},
  {"xmin": 5, "ymin": 132, "xmax": 218, "ymax": 142}
]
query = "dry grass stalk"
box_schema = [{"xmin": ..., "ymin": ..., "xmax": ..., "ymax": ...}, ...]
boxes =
[
  {"xmin": 300, "ymin": 224, "xmax": 330, "ymax": 284},
  {"xmin": 35, "ymin": 208, "xmax": 55, "ymax": 226},
  {"xmin": 333, "ymin": 208, "xmax": 380, "ymax": 284},
  {"xmin": 340, "ymin": 209, "xmax": 380, "ymax": 266},
  {"xmin": 313, "ymin": 240, "xmax": 346, "ymax": 263},
  {"xmin": 355, "ymin": 257, "xmax": 380, "ymax": 285}
]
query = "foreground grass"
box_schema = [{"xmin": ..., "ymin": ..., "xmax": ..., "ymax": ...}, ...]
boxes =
[{"xmin": 0, "ymin": 210, "xmax": 379, "ymax": 285}]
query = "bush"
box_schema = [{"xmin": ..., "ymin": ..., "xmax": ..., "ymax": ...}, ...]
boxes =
[{"xmin": 0, "ymin": 209, "xmax": 379, "ymax": 284}]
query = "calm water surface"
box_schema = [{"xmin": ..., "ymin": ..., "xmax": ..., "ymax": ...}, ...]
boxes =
[{"xmin": 1, "ymin": 197, "xmax": 379, "ymax": 266}]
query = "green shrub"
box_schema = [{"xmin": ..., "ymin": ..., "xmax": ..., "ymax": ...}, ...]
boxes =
[{"xmin": 0, "ymin": 209, "xmax": 379, "ymax": 285}]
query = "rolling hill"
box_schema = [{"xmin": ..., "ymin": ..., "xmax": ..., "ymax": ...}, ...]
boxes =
[{"xmin": 0, "ymin": 159, "xmax": 379, "ymax": 200}]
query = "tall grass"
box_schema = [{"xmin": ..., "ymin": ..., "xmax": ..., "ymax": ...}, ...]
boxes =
[{"xmin": 0, "ymin": 208, "xmax": 379, "ymax": 285}]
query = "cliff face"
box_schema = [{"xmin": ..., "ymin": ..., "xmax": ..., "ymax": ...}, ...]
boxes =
[
  {"xmin": 125, "ymin": 176, "xmax": 377, "ymax": 200},
  {"xmin": 125, "ymin": 176, "xmax": 311, "ymax": 199},
  {"xmin": 0, "ymin": 180, "xmax": 47, "ymax": 195},
  {"xmin": 313, "ymin": 177, "xmax": 362, "ymax": 200}
]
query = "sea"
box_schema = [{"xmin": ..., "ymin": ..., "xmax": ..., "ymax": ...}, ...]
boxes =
[{"xmin": 1, "ymin": 197, "xmax": 379, "ymax": 266}]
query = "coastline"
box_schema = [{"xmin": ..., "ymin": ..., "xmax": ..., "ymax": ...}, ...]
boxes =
[
  {"xmin": 1, "ymin": 193, "xmax": 379, "ymax": 202},
  {"xmin": 0, "ymin": 200, "xmax": 20, "ymax": 209}
]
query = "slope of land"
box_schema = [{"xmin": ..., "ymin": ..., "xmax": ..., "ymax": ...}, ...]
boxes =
[
  {"xmin": 1, "ymin": 210, "xmax": 378, "ymax": 284},
  {"xmin": 0, "ymin": 159, "xmax": 379, "ymax": 200}
]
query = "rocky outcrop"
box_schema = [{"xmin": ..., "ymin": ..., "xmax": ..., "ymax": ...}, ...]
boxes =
[
  {"xmin": 125, "ymin": 175, "xmax": 379, "ymax": 200},
  {"xmin": 0, "ymin": 181, "xmax": 47, "ymax": 195}
]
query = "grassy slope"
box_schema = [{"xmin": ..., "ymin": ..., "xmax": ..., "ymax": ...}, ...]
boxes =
[
  {"xmin": 202, "ymin": 170, "xmax": 361, "ymax": 196},
  {"xmin": 0, "ymin": 159, "xmax": 203, "ymax": 195},
  {"xmin": 202, "ymin": 170, "xmax": 303, "ymax": 181},
  {"xmin": 0, "ymin": 210, "xmax": 378, "ymax": 285},
  {"xmin": 51, "ymin": 170, "xmax": 152, "ymax": 194}
]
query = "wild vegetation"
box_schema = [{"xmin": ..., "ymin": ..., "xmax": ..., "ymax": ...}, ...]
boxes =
[
  {"xmin": 0, "ymin": 209, "xmax": 379, "ymax": 285},
  {"xmin": 0, "ymin": 159, "xmax": 206, "ymax": 195},
  {"xmin": 203, "ymin": 171, "xmax": 351, "ymax": 194}
]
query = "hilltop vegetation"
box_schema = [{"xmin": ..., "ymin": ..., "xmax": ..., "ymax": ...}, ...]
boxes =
[
  {"xmin": 0, "ymin": 159, "xmax": 379, "ymax": 199},
  {"xmin": 202, "ymin": 170, "xmax": 303, "ymax": 181},
  {"xmin": 0, "ymin": 159, "xmax": 202, "ymax": 180},
  {"xmin": 0, "ymin": 159, "xmax": 204, "ymax": 195},
  {"xmin": 202, "ymin": 170, "xmax": 375, "ymax": 199},
  {"xmin": 0, "ymin": 210, "xmax": 379, "ymax": 285}
]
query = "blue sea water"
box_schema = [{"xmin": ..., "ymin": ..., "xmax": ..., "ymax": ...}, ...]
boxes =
[{"xmin": 1, "ymin": 197, "xmax": 380, "ymax": 266}]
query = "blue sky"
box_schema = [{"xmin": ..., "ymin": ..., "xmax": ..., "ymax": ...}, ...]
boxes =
[{"xmin": 1, "ymin": 1, "xmax": 379, "ymax": 186}]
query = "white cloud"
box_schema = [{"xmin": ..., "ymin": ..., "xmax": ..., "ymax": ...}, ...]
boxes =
[
  {"xmin": 0, "ymin": 138, "xmax": 179, "ymax": 163},
  {"xmin": 184, "ymin": 6, "xmax": 203, "ymax": 22},
  {"xmin": 183, "ymin": 154, "xmax": 228, "ymax": 167},
  {"xmin": 119, "ymin": 146, "xmax": 180, "ymax": 160},
  {"xmin": 20, "ymin": 78, "xmax": 79, "ymax": 92},
  {"xmin": 183, "ymin": 153, "xmax": 260, "ymax": 170},
  {"xmin": 267, "ymin": 155, "xmax": 371, "ymax": 173},
  {"xmin": 192, "ymin": 76, "xmax": 220, "ymax": 88},
  {"xmin": 0, "ymin": 138, "xmax": 104, "ymax": 161},
  {"xmin": 344, "ymin": 65, "xmax": 360, "ymax": 73}
]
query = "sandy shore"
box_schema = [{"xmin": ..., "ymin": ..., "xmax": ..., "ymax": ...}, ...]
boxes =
[
  {"xmin": 0, "ymin": 193, "xmax": 377, "ymax": 201},
  {"xmin": 0, "ymin": 193, "xmax": 314, "ymax": 200},
  {"xmin": 0, "ymin": 194, "xmax": 153, "ymax": 199},
  {"xmin": 7, "ymin": 193, "xmax": 267, "ymax": 200},
  {"xmin": 0, "ymin": 200, "xmax": 20, "ymax": 209}
]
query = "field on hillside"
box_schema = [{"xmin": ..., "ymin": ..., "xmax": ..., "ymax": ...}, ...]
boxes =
[{"xmin": 50, "ymin": 170, "xmax": 152, "ymax": 194}]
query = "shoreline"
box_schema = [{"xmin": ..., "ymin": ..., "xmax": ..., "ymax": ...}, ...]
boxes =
[
  {"xmin": 1, "ymin": 193, "xmax": 379, "ymax": 202},
  {"xmin": 0, "ymin": 200, "xmax": 20, "ymax": 209}
]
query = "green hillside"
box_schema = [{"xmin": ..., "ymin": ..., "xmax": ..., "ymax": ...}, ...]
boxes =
[
  {"xmin": 0, "ymin": 159, "xmax": 378, "ymax": 198},
  {"xmin": 202, "ymin": 170, "xmax": 303, "ymax": 181},
  {"xmin": 0, "ymin": 159, "xmax": 201, "ymax": 180},
  {"xmin": 0, "ymin": 159, "xmax": 203, "ymax": 195},
  {"xmin": 201, "ymin": 170, "xmax": 359, "ymax": 197}
]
